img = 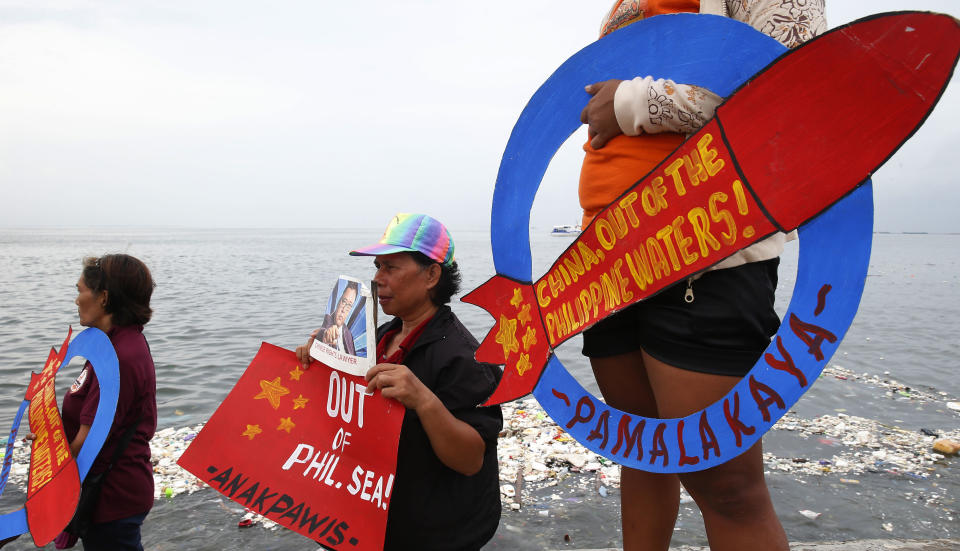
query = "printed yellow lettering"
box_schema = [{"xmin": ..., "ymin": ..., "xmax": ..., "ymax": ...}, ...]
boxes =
[
  {"xmin": 599, "ymin": 272, "xmax": 622, "ymax": 311},
  {"xmin": 731, "ymin": 179, "xmax": 749, "ymax": 215},
  {"xmin": 687, "ymin": 206, "xmax": 721, "ymax": 256},
  {"xmin": 671, "ymin": 215, "xmax": 698, "ymax": 266},
  {"xmin": 595, "ymin": 218, "xmax": 617, "ymax": 251},
  {"xmin": 574, "ymin": 292, "xmax": 588, "ymax": 326},
  {"xmin": 536, "ymin": 281, "xmax": 551, "ymax": 308},
  {"xmin": 664, "ymin": 158, "xmax": 687, "ymax": 196},
  {"xmin": 578, "ymin": 289, "xmax": 593, "ymax": 321},
  {"xmin": 640, "ymin": 176, "xmax": 669, "ymax": 216},
  {"xmin": 607, "ymin": 207, "xmax": 629, "ymax": 238},
  {"xmin": 577, "ymin": 242, "xmax": 601, "ymax": 270},
  {"xmin": 556, "ymin": 304, "xmax": 570, "ymax": 337},
  {"xmin": 548, "ymin": 271, "xmax": 565, "ymax": 299},
  {"xmin": 697, "ymin": 133, "xmax": 724, "ymax": 176},
  {"xmin": 563, "ymin": 250, "xmax": 586, "ymax": 283},
  {"xmin": 619, "ymin": 192, "xmax": 641, "ymax": 227},
  {"xmin": 544, "ymin": 313, "xmax": 557, "ymax": 342},
  {"xmin": 589, "ymin": 282, "xmax": 603, "ymax": 316},
  {"xmin": 683, "ymin": 148, "xmax": 708, "ymax": 187},
  {"xmin": 655, "ymin": 225, "xmax": 682, "ymax": 271},
  {"xmin": 624, "ymin": 249, "xmax": 653, "ymax": 291},
  {"xmin": 708, "ymin": 191, "xmax": 737, "ymax": 245},
  {"xmin": 645, "ymin": 237, "xmax": 671, "ymax": 280},
  {"xmin": 612, "ymin": 258, "xmax": 634, "ymax": 302}
]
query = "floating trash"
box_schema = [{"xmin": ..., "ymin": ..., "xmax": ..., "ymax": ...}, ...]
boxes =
[
  {"xmin": 799, "ymin": 509, "xmax": 821, "ymax": 520},
  {"xmin": 932, "ymin": 439, "xmax": 960, "ymax": 456}
]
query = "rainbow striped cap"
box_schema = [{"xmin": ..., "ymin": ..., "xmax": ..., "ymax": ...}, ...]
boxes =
[{"xmin": 350, "ymin": 213, "xmax": 455, "ymax": 266}]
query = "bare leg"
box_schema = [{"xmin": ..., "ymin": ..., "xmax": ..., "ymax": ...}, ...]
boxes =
[
  {"xmin": 591, "ymin": 350, "xmax": 679, "ymax": 551},
  {"xmin": 642, "ymin": 351, "xmax": 789, "ymax": 551}
]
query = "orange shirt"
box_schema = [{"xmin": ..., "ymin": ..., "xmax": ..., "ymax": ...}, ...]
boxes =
[{"xmin": 580, "ymin": 0, "xmax": 700, "ymax": 227}]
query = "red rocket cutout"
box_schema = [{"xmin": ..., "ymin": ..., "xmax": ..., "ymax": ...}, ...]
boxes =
[
  {"xmin": 24, "ymin": 329, "xmax": 81, "ymax": 546},
  {"xmin": 464, "ymin": 12, "xmax": 960, "ymax": 406}
]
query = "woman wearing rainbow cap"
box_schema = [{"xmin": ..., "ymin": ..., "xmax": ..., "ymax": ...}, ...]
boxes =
[{"xmin": 297, "ymin": 213, "xmax": 502, "ymax": 551}]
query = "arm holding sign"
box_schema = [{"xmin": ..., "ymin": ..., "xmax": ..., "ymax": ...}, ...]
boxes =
[
  {"xmin": 581, "ymin": 78, "xmax": 720, "ymax": 148},
  {"xmin": 69, "ymin": 425, "xmax": 90, "ymax": 458},
  {"xmin": 366, "ymin": 362, "xmax": 485, "ymax": 476},
  {"xmin": 583, "ymin": 0, "xmax": 828, "ymax": 150}
]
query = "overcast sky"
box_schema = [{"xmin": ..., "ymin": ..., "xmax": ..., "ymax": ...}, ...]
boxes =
[{"xmin": 1, "ymin": 1, "xmax": 957, "ymax": 233}]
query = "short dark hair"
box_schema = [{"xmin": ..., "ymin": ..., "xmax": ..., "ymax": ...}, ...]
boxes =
[
  {"xmin": 82, "ymin": 254, "xmax": 155, "ymax": 327},
  {"xmin": 408, "ymin": 251, "xmax": 461, "ymax": 306},
  {"xmin": 343, "ymin": 280, "xmax": 359, "ymax": 296}
]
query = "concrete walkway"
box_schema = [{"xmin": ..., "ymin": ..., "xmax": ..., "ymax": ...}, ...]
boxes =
[{"xmin": 555, "ymin": 539, "xmax": 960, "ymax": 551}]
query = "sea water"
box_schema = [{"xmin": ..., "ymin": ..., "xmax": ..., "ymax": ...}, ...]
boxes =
[{"xmin": 0, "ymin": 228, "xmax": 957, "ymax": 549}]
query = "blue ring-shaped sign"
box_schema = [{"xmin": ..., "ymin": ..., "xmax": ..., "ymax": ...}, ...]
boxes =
[
  {"xmin": 0, "ymin": 328, "xmax": 120, "ymax": 539},
  {"xmin": 490, "ymin": 14, "xmax": 873, "ymax": 472}
]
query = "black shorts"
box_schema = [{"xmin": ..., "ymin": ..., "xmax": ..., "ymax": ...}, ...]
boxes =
[{"xmin": 581, "ymin": 258, "xmax": 781, "ymax": 377}]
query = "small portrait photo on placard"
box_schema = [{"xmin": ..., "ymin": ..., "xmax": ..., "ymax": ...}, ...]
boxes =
[{"xmin": 310, "ymin": 275, "xmax": 375, "ymax": 376}]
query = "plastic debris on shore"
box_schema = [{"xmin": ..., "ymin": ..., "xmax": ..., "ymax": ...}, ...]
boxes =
[{"xmin": 0, "ymin": 364, "xmax": 956, "ymax": 530}]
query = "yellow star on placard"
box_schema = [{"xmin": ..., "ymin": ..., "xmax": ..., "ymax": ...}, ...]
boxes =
[
  {"xmin": 241, "ymin": 424, "xmax": 262, "ymax": 440},
  {"xmin": 510, "ymin": 287, "xmax": 523, "ymax": 308},
  {"xmin": 289, "ymin": 365, "xmax": 304, "ymax": 381},
  {"xmin": 494, "ymin": 315, "xmax": 519, "ymax": 359},
  {"xmin": 254, "ymin": 377, "xmax": 290, "ymax": 410},
  {"xmin": 517, "ymin": 303, "xmax": 532, "ymax": 326},
  {"xmin": 277, "ymin": 417, "xmax": 296, "ymax": 433},
  {"xmin": 515, "ymin": 353, "xmax": 532, "ymax": 376},
  {"xmin": 522, "ymin": 326, "xmax": 538, "ymax": 351},
  {"xmin": 292, "ymin": 394, "xmax": 309, "ymax": 410}
]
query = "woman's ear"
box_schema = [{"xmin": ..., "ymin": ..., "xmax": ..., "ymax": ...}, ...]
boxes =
[
  {"xmin": 425, "ymin": 263, "xmax": 441, "ymax": 289},
  {"xmin": 99, "ymin": 290, "xmax": 109, "ymax": 309}
]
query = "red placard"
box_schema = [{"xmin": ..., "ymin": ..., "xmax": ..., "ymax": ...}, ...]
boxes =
[{"xmin": 178, "ymin": 343, "xmax": 405, "ymax": 550}]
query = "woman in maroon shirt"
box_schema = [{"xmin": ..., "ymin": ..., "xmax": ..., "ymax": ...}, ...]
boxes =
[{"xmin": 61, "ymin": 254, "xmax": 157, "ymax": 551}]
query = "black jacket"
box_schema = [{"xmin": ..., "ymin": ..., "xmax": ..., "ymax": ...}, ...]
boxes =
[{"xmin": 378, "ymin": 305, "xmax": 503, "ymax": 551}]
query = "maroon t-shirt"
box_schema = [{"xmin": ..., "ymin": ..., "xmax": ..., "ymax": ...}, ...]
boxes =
[{"xmin": 62, "ymin": 325, "xmax": 157, "ymax": 523}]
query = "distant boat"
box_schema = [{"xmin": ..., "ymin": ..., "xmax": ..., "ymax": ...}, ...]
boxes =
[{"xmin": 551, "ymin": 224, "xmax": 581, "ymax": 236}]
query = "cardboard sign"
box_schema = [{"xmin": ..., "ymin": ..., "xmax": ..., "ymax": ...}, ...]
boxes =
[
  {"xmin": 466, "ymin": 12, "xmax": 960, "ymax": 405},
  {"xmin": 0, "ymin": 328, "xmax": 120, "ymax": 544},
  {"xmin": 310, "ymin": 276, "xmax": 377, "ymax": 377},
  {"xmin": 462, "ymin": 12, "xmax": 959, "ymax": 471},
  {"xmin": 534, "ymin": 184, "xmax": 871, "ymax": 472},
  {"xmin": 23, "ymin": 335, "xmax": 79, "ymax": 546},
  {"xmin": 178, "ymin": 343, "xmax": 404, "ymax": 550}
]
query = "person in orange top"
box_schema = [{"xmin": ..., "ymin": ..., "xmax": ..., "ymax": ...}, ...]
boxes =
[{"xmin": 578, "ymin": 2, "xmax": 826, "ymax": 551}]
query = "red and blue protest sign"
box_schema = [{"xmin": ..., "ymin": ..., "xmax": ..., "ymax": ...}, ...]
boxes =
[
  {"xmin": 464, "ymin": 12, "xmax": 959, "ymax": 472},
  {"xmin": 0, "ymin": 328, "xmax": 120, "ymax": 545}
]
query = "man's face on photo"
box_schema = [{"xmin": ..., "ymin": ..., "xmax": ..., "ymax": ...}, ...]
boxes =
[{"xmin": 335, "ymin": 287, "xmax": 357, "ymax": 326}]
